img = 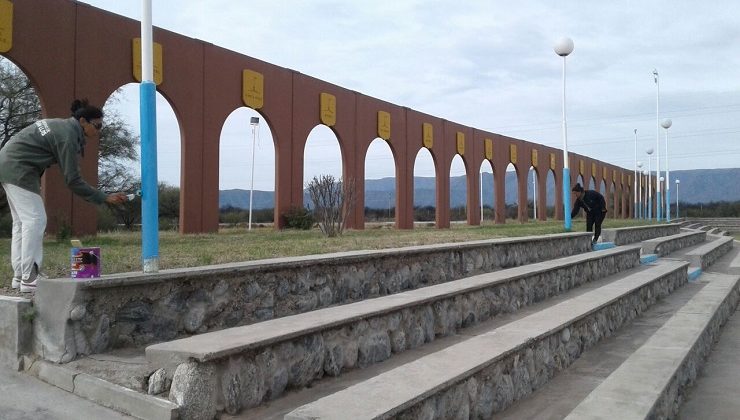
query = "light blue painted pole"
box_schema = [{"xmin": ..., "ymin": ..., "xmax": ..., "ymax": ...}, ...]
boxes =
[
  {"xmin": 657, "ymin": 190, "xmax": 662, "ymax": 223},
  {"xmin": 665, "ymin": 190, "xmax": 671, "ymax": 223},
  {"xmin": 140, "ymin": 0, "xmax": 159, "ymax": 272},
  {"xmin": 554, "ymin": 37, "xmax": 574, "ymax": 232}
]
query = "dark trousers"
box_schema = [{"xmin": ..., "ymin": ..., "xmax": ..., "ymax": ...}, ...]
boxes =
[{"xmin": 586, "ymin": 211, "xmax": 606, "ymax": 242}]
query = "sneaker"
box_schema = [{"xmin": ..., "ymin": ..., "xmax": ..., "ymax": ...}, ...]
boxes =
[
  {"xmin": 11, "ymin": 277, "xmax": 21, "ymax": 289},
  {"xmin": 20, "ymin": 278, "xmax": 37, "ymax": 293}
]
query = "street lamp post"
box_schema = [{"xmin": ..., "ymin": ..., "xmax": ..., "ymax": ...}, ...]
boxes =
[
  {"xmin": 554, "ymin": 37, "xmax": 574, "ymax": 231},
  {"xmin": 248, "ymin": 116, "xmax": 259, "ymax": 230},
  {"xmin": 659, "ymin": 176, "xmax": 665, "ymax": 214},
  {"xmin": 642, "ymin": 169, "xmax": 649, "ymax": 219},
  {"xmin": 633, "ymin": 128, "xmax": 638, "ymax": 219},
  {"xmin": 675, "ymin": 179, "xmax": 680, "ymax": 219},
  {"xmin": 532, "ymin": 170, "xmax": 537, "ymax": 220},
  {"xmin": 480, "ymin": 171, "xmax": 483, "ymax": 222},
  {"xmin": 646, "ymin": 148, "xmax": 654, "ymax": 220},
  {"xmin": 653, "ymin": 69, "xmax": 662, "ymax": 221},
  {"xmin": 637, "ymin": 161, "xmax": 643, "ymax": 218},
  {"xmin": 662, "ymin": 118, "xmax": 672, "ymax": 223}
]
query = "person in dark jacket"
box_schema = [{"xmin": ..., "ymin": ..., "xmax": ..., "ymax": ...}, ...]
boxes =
[
  {"xmin": 570, "ymin": 183, "xmax": 607, "ymax": 244},
  {"xmin": 0, "ymin": 99, "xmax": 128, "ymax": 293}
]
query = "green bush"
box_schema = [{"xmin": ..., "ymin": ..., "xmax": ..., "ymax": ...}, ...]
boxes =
[{"xmin": 282, "ymin": 206, "xmax": 314, "ymax": 230}]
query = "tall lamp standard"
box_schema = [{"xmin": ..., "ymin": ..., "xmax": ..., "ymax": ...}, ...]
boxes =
[
  {"xmin": 653, "ymin": 69, "xmax": 662, "ymax": 221},
  {"xmin": 675, "ymin": 179, "xmax": 680, "ymax": 219},
  {"xmin": 646, "ymin": 148, "xmax": 654, "ymax": 220},
  {"xmin": 661, "ymin": 118, "xmax": 672, "ymax": 222},
  {"xmin": 554, "ymin": 37, "xmax": 575, "ymax": 231},
  {"xmin": 633, "ymin": 128, "xmax": 638, "ymax": 219},
  {"xmin": 637, "ymin": 161, "xmax": 643, "ymax": 218},
  {"xmin": 642, "ymin": 169, "xmax": 649, "ymax": 219},
  {"xmin": 248, "ymin": 116, "xmax": 260, "ymax": 230},
  {"xmin": 659, "ymin": 176, "xmax": 665, "ymax": 215}
]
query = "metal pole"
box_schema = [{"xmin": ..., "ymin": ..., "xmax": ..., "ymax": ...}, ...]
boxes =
[
  {"xmin": 554, "ymin": 37, "xmax": 574, "ymax": 231},
  {"xmin": 633, "ymin": 129, "xmax": 637, "ymax": 218},
  {"xmin": 480, "ymin": 171, "xmax": 483, "ymax": 222},
  {"xmin": 532, "ymin": 170, "xmax": 537, "ymax": 220},
  {"xmin": 140, "ymin": 0, "xmax": 159, "ymax": 273},
  {"xmin": 665, "ymin": 124, "xmax": 671, "ymax": 223},
  {"xmin": 676, "ymin": 180, "xmax": 680, "ymax": 219},
  {"xmin": 647, "ymin": 155, "xmax": 652, "ymax": 220},
  {"xmin": 654, "ymin": 69, "xmax": 662, "ymax": 221},
  {"xmin": 248, "ymin": 117, "xmax": 259, "ymax": 230}
]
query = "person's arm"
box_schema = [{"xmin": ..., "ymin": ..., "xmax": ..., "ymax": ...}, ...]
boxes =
[
  {"xmin": 54, "ymin": 135, "xmax": 108, "ymax": 204},
  {"xmin": 570, "ymin": 199, "xmax": 581, "ymax": 219}
]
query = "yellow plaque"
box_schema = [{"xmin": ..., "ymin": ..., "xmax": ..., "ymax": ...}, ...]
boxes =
[
  {"xmin": 592, "ymin": 163, "xmax": 597, "ymax": 176},
  {"xmin": 550, "ymin": 153, "xmax": 556, "ymax": 170},
  {"xmin": 627, "ymin": 175, "xmax": 631, "ymax": 186},
  {"xmin": 0, "ymin": 0, "xmax": 12, "ymax": 53},
  {"xmin": 422, "ymin": 123, "xmax": 433, "ymax": 149},
  {"xmin": 510, "ymin": 144, "xmax": 517, "ymax": 163},
  {"xmin": 132, "ymin": 38, "xmax": 163, "ymax": 85},
  {"xmin": 242, "ymin": 69, "xmax": 264, "ymax": 110},
  {"xmin": 378, "ymin": 111, "xmax": 391, "ymax": 140},
  {"xmin": 603, "ymin": 167, "xmax": 608, "ymax": 180},
  {"xmin": 484, "ymin": 138, "xmax": 493, "ymax": 160},
  {"xmin": 613, "ymin": 169, "xmax": 617, "ymax": 182},
  {"xmin": 531, "ymin": 149, "xmax": 538, "ymax": 167},
  {"xmin": 456, "ymin": 132, "xmax": 465, "ymax": 155},
  {"xmin": 579, "ymin": 160, "xmax": 584, "ymax": 175},
  {"xmin": 320, "ymin": 93, "xmax": 336, "ymax": 126}
]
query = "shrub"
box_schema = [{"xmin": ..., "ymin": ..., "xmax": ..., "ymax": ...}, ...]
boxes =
[{"xmin": 282, "ymin": 206, "xmax": 314, "ymax": 230}]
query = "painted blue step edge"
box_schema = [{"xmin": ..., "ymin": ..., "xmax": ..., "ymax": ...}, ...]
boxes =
[
  {"xmin": 688, "ymin": 267, "xmax": 703, "ymax": 282},
  {"xmin": 592, "ymin": 242, "xmax": 616, "ymax": 251},
  {"xmin": 640, "ymin": 254, "xmax": 659, "ymax": 264}
]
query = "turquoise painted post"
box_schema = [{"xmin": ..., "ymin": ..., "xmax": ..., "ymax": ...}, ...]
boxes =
[
  {"xmin": 140, "ymin": 81, "xmax": 159, "ymax": 272},
  {"xmin": 564, "ymin": 167, "xmax": 572, "ymax": 231}
]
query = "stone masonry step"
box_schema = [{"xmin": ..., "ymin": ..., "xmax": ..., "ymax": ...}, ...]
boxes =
[
  {"xmin": 496, "ymin": 275, "xmax": 707, "ymax": 419},
  {"xmin": 284, "ymin": 260, "xmax": 688, "ymax": 420},
  {"xmin": 684, "ymin": 236, "xmax": 734, "ymax": 270},
  {"xmin": 640, "ymin": 230, "xmax": 706, "ymax": 257},
  {"xmin": 601, "ymin": 223, "xmax": 681, "ymax": 246},
  {"xmin": 565, "ymin": 272, "xmax": 740, "ymax": 420},
  {"xmin": 146, "ymin": 246, "xmax": 642, "ymax": 418}
]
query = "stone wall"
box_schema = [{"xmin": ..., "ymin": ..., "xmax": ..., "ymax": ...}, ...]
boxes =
[
  {"xmin": 33, "ymin": 233, "xmax": 592, "ymax": 363},
  {"xmin": 0, "ymin": 296, "xmax": 33, "ymax": 370},
  {"xmin": 395, "ymin": 266, "xmax": 687, "ymax": 419},
  {"xmin": 642, "ymin": 231, "xmax": 706, "ymax": 256},
  {"xmin": 687, "ymin": 236, "xmax": 734, "ymax": 270},
  {"xmin": 166, "ymin": 248, "xmax": 640, "ymax": 417},
  {"xmin": 601, "ymin": 224, "xmax": 681, "ymax": 245}
]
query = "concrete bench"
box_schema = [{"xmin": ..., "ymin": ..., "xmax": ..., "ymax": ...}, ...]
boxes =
[
  {"xmin": 147, "ymin": 246, "xmax": 641, "ymax": 418},
  {"xmin": 285, "ymin": 260, "xmax": 689, "ymax": 420},
  {"xmin": 641, "ymin": 231, "xmax": 706, "ymax": 257},
  {"xmin": 565, "ymin": 272, "xmax": 740, "ymax": 420},
  {"xmin": 601, "ymin": 224, "xmax": 681, "ymax": 245},
  {"xmin": 685, "ymin": 236, "xmax": 734, "ymax": 270}
]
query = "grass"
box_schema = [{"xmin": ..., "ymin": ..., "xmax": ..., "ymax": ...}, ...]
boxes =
[{"xmin": 0, "ymin": 218, "xmax": 655, "ymax": 287}]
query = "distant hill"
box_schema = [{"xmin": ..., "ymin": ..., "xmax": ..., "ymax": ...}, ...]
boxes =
[{"xmin": 219, "ymin": 168, "xmax": 740, "ymax": 209}]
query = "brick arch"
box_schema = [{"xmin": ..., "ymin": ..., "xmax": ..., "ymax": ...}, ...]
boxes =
[{"xmin": 3, "ymin": 0, "xmax": 634, "ymax": 234}]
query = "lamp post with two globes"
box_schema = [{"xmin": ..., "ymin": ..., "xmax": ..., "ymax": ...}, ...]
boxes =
[
  {"xmin": 636, "ymin": 161, "xmax": 643, "ymax": 218},
  {"xmin": 554, "ymin": 37, "xmax": 575, "ymax": 231}
]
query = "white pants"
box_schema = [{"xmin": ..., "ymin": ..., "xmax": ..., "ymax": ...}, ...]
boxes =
[{"xmin": 2, "ymin": 183, "xmax": 46, "ymax": 281}]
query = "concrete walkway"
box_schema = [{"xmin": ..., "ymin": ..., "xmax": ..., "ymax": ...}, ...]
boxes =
[{"xmin": 0, "ymin": 365, "xmax": 132, "ymax": 420}]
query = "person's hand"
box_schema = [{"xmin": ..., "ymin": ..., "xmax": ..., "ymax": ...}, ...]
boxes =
[{"xmin": 105, "ymin": 192, "xmax": 128, "ymax": 205}]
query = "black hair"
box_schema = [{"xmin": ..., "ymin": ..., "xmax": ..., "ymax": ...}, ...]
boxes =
[
  {"xmin": 572, "ymin": 183, "xmax": 584, "ymax": 192},
  {"xmin": 70, "ymin": 99, "xmax": 103, "ymax": 121}
]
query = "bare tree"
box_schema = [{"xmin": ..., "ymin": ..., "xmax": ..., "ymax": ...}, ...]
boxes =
[{"xmin": 306, "ymin": 174, "xmax": 356, "ymax": 237}]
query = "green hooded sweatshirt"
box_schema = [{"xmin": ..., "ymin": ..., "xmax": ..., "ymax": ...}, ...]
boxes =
[{"xmin": 0, "ymin": 117, "xmax": 107, "ymax": 204}]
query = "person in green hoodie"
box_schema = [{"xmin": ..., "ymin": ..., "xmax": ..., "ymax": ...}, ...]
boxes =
[{"xmin": 0, "ymin": 99, "xmax": 128, "ymax": 293}]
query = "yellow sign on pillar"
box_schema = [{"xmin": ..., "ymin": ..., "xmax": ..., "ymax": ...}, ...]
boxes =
[
  {"xmin": 0, "ymin": 0, "xmax": 13, "ymax": 53},
  {"xmin": 592, "ymin": 163, "xmax": 597, "ymax": 177},
  {"xmin": 242, "ymin": 69, "xmax": 264, "ymax": 110},
  {"xmin": 422, "ymin": 123, "xmax": 433, "ymax": 149},
  {"xmin": 579, "ymin": 160, "xmax": 584, "ymax": 175},
  {"xmin": 456, "ymin": 132, "xmax": 465, "ymax": 155},
  {"xmin": 613, "ymin": 169, "xmax": 617, "ymax": 182},
  {"xmin": 550, "ymin": 153, "xmax": 556, "ymax": 170},
  {"xmin": 132, "ymin": 38, "xmax": 164, "ymax": 85},
  {"xmin": 484, "ymin": 138, "xmax": 493, "ymax": 160},
  {"xmin": 378, "ymin": 111, "xmax": 391, "ymax": 140},
  {"xmin": 627, "ymin": 175, "xmax": 631, "ymax": 186},
  {"xmin": 531, "ymin": 149, "xmax": 538, "ymax": 167},
  {"xmin": 603, "ymin": 167, "xmax": 608, "ymax": 180},
  {"xmin": 510, "ymin": 144, "xmax": 517, "ymax": 163},
  {"xmin": 320, "ymin": 93, "xmax": 336, "ymax": 126}
]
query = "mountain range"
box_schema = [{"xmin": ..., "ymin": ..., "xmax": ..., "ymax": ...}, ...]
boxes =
[{"xmin": 219, "ymin": 168, "xmax": 739, "ymax": 210}]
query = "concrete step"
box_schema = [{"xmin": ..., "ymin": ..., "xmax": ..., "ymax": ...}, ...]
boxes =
[
  {"xmin": 565, "ymin": 272, "xmax": 740, "ymax": 419},
  {"xmin": 601, "ymin": 224, "xmax": 681, "ymax": 246},
  {"xmin": 496, "ymin": 276, "xmax": 708, "ymax": 419},
  {"xmin": 284, "ymin": 260, "xmax": 688, "ymax": 419},
  {"xmin": 640, "ymin": 230, "xmax": 706, "ymax": 257},
  {"xmin": 144, "ymin": 246, "xmax": 642, "ymax": 418}
]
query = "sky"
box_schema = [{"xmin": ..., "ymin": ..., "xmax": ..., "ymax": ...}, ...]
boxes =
[{"xmin": 75, "ymin": 0, "xmax": 740, "ymax": 191}]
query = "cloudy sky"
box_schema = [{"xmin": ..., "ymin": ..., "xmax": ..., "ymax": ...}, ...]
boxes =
[{"xmin": 78, "ymin": 0, "xmax": 740, "ymax": 191}]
